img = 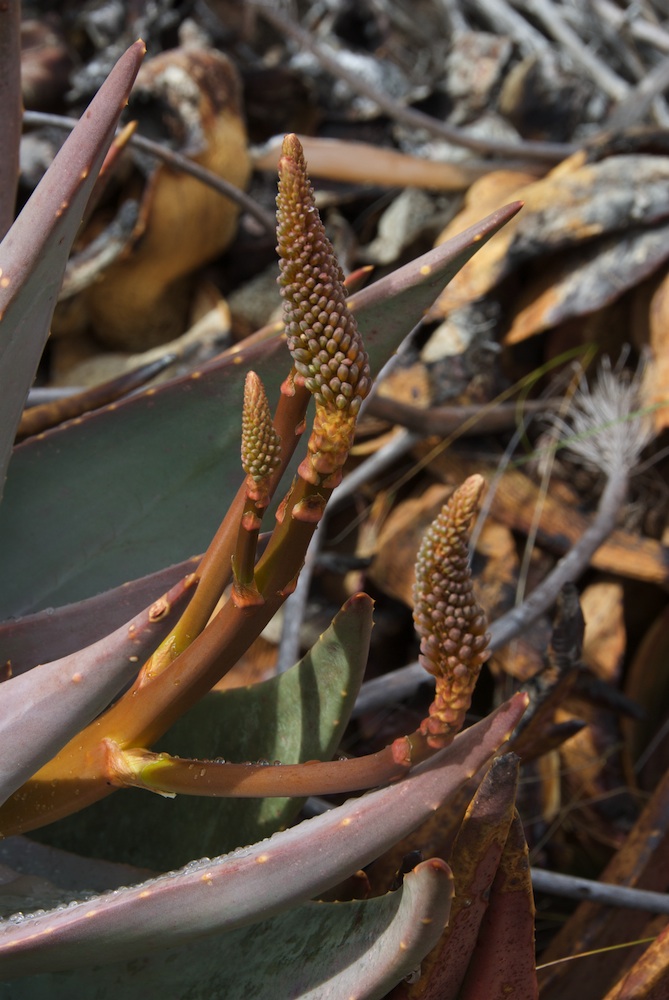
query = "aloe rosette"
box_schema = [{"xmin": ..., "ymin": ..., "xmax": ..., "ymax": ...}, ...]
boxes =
[{"xmin": 0, "ymin": 27, "xmax": 527, "ymax": 996}]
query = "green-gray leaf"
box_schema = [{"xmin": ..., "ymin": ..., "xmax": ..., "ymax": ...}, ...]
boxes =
[
  {"xmin": 0, "ymin": 42, "xmax": 144, "ymax": 501},
  {"xmin": 0, "ymin": 859, "xmax": 453, "ymax": 1000},
  {"xmin": 0, "ymin": 694, "xmax": 526, "ymax": 978},
  {"xmin": 0, "ymin": 576, "xmax": 191, "ymax": 808}
]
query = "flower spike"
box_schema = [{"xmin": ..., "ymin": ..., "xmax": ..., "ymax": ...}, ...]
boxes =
[
  {"xmin": 241, "ymin": 371, "xmax": 281, "ymax": 497},
  {"xmin": 413, "ymin": 475, "xmax": 490, "ymax": 748},
  {"xmin": 276, "ymin": 134, "xmax": 371, "ymax": 486}
]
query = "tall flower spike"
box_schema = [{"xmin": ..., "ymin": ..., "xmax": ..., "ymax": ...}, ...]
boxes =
[
  {"xmin": 413, "ymin": 475, "xmax": 490, "ymax": 749},
  {"xmin": 276, "ymin": 134, "xmax": 371, "ymax": 486},
  {"xmin": 241, "ymin": 371, "xmax": 281, "ymax": 500}
]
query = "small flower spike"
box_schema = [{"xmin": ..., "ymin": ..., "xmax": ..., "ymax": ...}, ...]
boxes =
[
  {"xmin": 413, "ymin": 475, "xmax": 490, "ymax": 748},
  {"xmin": 231, "ymin": 371, "xmax": 283, "ymax": 603},
  {"xmin": 276, "ymin": 133, "xmax": 371, "ymax": 486},
  {"xmin": 241, "ymin": 371, "xmax": 281, "ymax": 500}
]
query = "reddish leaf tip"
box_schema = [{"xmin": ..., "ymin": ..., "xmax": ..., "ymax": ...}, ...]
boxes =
[{"xmin": 342, "ymin": 591, "xmax": 375, "ymax": 613}]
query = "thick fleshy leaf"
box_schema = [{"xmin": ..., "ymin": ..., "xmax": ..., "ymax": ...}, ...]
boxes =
[
  {"xmin": 35, "ymin": 594, "xmax": 374, "ymax": 868},
  {"xmin": 0, "ymin": 693, "xmax": 527, "ymax": 977},
  {"xmin": 0, "ymin": 836, "xmax": 151, "ymax": 906},
  {"xmin": 0, "ymin": 556, "xmax": 198, "ymax": 675},
  {"xmin": 0, "ymin": 859, "xmax": 453, "ymax": 1000},
  {"xmin": 0, "ymin": 577, "xmax": 192, "ymax": 808},
  {"xmin": 0, "ymin": 203, "xmax": 521, "ymax": 617},
  {"xmin": 0, "ymin": 41, "xmax": 145, "ymax": 499}
]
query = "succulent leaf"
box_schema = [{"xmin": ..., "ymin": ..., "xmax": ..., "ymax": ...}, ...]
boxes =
[
  {"xmin": 0, "ymin": 41, "xmax": 145, "ymax": 502},
  {"xmin": 0, "ymin": 203, "xmax": 521, "ymax": 617},
  {"xmin": 413, "ymin": 475, "xmax": 490, "ymax": 747},
  {"xmin": 0, "ymin": 696, "xmax": 526, "ymax": 976},
  {"xmin": 458, "ymin": 811, "xmax": 538, "ymax": 1000},
  {"xmin": 0, "ymin": 556, "xmax": 199, "ymax": 675},
  {"xmin": 0, "ymin": 860, "xmax": 453, "ymax": 1000},
  {"xmin": 0, "ymin": 836, "xmax": 151, "ymax": 907},
  {"xmin": 0, "ymin": 577, "xmax": 193, "ymax": 808}
]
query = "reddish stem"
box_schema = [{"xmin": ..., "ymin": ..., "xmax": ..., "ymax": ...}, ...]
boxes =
[{"xmin": 108, "ymin": 729, "xmax": 439, "ymax": 798}]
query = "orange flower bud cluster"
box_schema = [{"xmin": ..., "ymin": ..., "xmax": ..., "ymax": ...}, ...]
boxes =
[
  {"xmin": 241, "ymin": 371, "xmax": 281, "ymax": 484},
  {"xmin": 413, "ymin": 475, "xmax": 490, "ymax": 747},
  {"xmin": 276, "ymin": 134, "xmax": 370, "ymax": 417}
]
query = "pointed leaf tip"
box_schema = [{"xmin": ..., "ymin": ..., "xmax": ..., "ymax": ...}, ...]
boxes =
[{"xmin": 0, "ymin": 37, "xmax": 145, "ymax": 500}]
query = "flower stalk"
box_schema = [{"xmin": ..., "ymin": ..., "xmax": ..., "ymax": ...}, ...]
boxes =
[
  {"xmin": 107, "ymin": 740, "xmax": 415, "ymax": 799},
  {"xmin": 0, "ymin": 134, "xmax": 375, "ymax": 836}
]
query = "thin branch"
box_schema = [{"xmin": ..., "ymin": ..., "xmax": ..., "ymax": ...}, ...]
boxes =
[
  {"xmin": 467, "ymin": 0, "xmax": 552, "ymax": 55},
  {"xmin": 16, "ymin": 355, "xmax": 176, "ymax": 440},
  {"xmin": 275, "ymin": 524, "xmax": 323, "ymax": 674},
  {"xmin": 511, "ymin": 0, "xmax": 630, "ymax": 101},
  {"xmin": 26, "ymin": 387, "xmax": 80, "ymax": 405},
  {"xmin": 435, "ymin": 0, "xmax": 470, "ymax": 36},
  {"xmin": 593, "ymin": 0, "xmax": 669, "ymax": 57},
  {"xmin": 607, "ymin": 52, "xmax": 669, "ymax": 129},
  {"xmin": 530, "ymin": 867, "xmax": 669, "ymax": 915},
  {"xmin": 256, "ymin": 4, "xmax": 573, "ymax": 164},
  {"xmin": 353, "ymin": 661, "xmax": 427, "ymax": 718},
  {"xmin": 365, "ymin": 397, "xmax": 550, "ymax": 438}
]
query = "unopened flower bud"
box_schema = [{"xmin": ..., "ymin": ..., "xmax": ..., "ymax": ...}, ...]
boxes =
[{"xmin": 413, "ymin": 475, "xmax": 490, "ymax": 747}]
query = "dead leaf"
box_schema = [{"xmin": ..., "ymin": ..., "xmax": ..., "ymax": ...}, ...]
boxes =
[
  {"xmin": 581, "ymin": 581, "xmax": 626, "ymax": 683},
  {"xmin": 430, "ymin": 154, "xmax": 669, "ymax": 320},
  {"xmin": 81, "ymin": 47, "xmax": 250, "ymax": 350},
  {"xmin": 623, "ymin": 604, "xmax": 669, "ymax": 790},
  {"xmin": 643, "ymin": 269, "xmax": 669, "ymax": 432},
  {"xmin": 505, "ymin": 225, "xmax": 669, "ymax": 346},
  {"xmin": 538, "ymin": 766, "xmax": 669, "ymax": 999},
  {"xmin": 390, "ymin": 754, "xmax": 520, "ymax": 1000},
  {"xmin": 253, "ymin": 134, "xmax": 501, "ymax": 190}
]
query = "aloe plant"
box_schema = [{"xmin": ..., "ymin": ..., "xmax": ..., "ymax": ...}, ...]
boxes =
[{"xmin": 0, "ymin": 25, "xmax": 532, "ymax": 998}]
